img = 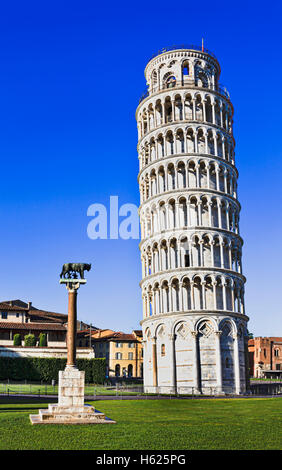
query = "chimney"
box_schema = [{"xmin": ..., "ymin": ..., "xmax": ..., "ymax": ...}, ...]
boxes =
[{"xmin": 27, "ymin": 301, "xmax": 32, "ymax": 310}]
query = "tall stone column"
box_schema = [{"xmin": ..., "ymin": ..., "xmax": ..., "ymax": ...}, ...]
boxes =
[
  {"xmin": 30, "ymin": 263, "xmax": 116, "ymax": 425},
  {"xmin": 66, "ymin": 287, "xmax": 78, "ymax": 368}
]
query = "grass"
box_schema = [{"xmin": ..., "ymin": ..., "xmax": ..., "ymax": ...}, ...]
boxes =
[
  {"xmin": 0, "ymin": 397, "xmax": 281, "ymax": 450},
  {"xmin": 0, "ymin": 382, "xmax": 139, "ymax": 396}
]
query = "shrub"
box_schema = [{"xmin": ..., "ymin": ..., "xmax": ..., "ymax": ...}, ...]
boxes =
[
  {"xmin": 39, "ymin": 333, "xmax": 47, "ymax": 347},
  {"xmin": 24, "ymin": 334, "xmax": 36, "ymax": 347},
  {"xmin": 13, "ymin": 334, "xmax": 21, "ymax": 346}
]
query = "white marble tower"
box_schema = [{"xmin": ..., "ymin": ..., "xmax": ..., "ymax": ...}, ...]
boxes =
[{"xmin": 136, "ymin": 45, "xmax": 249, "ymax": 395}]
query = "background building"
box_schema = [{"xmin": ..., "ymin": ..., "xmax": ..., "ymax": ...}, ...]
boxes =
[
  {"xmin": 0, "ymin": 299, "xmax": 94, "ymax": 359},
  {"xmin": 137, "ymin": 45, "xmax": 249, "ymax": 395},
  {"xmin": 80, "ymin": 329, "xmax": 143, "ymax": 379},
  {"xmin": 248, "ymin": 337, "xmax": 282, "ymax": 378}
]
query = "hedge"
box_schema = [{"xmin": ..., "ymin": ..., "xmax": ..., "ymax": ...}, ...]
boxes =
[{"xmin": 0, "ymin": 357, "xmax": 106, "ymax": 384}]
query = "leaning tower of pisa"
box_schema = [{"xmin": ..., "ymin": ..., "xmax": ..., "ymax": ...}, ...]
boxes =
[{"xmin": 136, "ymin": 45, "xmax": 250, "ymax": 395}]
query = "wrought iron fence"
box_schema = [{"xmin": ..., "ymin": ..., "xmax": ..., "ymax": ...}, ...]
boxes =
[{"xmin": 0, "ymin": 380, "xmax": 281, "ymax": 398}]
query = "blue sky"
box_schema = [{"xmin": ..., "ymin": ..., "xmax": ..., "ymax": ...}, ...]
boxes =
[{"xmin": 0, "ymin": 0, "xmax": 281, "ymax": 336}]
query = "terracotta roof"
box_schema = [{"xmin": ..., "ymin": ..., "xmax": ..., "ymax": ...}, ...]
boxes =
[
  {"xmin": 1, "ymin": 300, "xmax": 101, "ymax": 329},
  {"xmin": 28, "ymin": 310, "xmax": 67, "ymax": 323},
  {"xmin": 1, "ymin": 300, "xmax": 68, "ymax": 324},
  {"xmin": 1, "ymin": 299, "xmax": 29, "ymax": 309},
  {"xmin": 0, "ymin": 322, "xmax": 66, "ymax": 331},
  {"xmin": 133, "ymin": 330, "xmax": 143, "ymax": 336},
  {"xmin": 0, "ymin": 302, "xmax": 28, "ymax": 312},
  {"xmin": 91, "ymin": 331, "xmax": 139, "ymax": 342}
]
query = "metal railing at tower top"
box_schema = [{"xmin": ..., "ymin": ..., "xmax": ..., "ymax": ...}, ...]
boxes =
[
  {"xmin": 147, "ymin": 45, "xmax": 218, "ymax": 62},
  {"xmin": 138, "ymin": 81, "xmax": 230, "ymax": 104}
]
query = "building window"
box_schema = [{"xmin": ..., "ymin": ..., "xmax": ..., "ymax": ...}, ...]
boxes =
[
  {"xmin": 128, "ymin": 342, "xmax": 134, "ymax": 348},
  {"xmin": 115, "ymin": 352, "xmax": 122, "ymax": 360},
  {"xmin": 128, "ymin": 352, "xmax": 133, "ymax": 360},
  {"xmin": 115, "ymin": 364, "xmax": 120, "ymax": 377},
  {"xmin": 263, "ymin": 348, "xmax": 267, "ymax": 358},
  {"xmin": 116, "ymin": 342, "xmax": 123, "ymax": 348},
  {"xmin": 1, "ymin": 312, "xmax": 8, "ymax": 319},
  {"xmin": 274, "ymin": 349, "xmax": 280, "ymax": 357},
  {"xmin": 166, "ymin": 75, "xmax": 176, "ymax": 88},
  {"xmin": 184, "ymin": 253, "xmax": 190, "ymax": 267},
  {"xmin": 128, "ymin": 364, "xmax": 133, "ymax": 377}
]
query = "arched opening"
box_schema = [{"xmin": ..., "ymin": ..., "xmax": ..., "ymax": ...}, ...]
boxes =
[
  {"xmin": 128, "ymin": 364, "xmax": 133, "ymax": 377},
  {"xmin": 166, "ymin": 75, "xmax": 176, "ymax": 88},
  {"xmin": 182, "ymin": 60, "xmax": 189, "ymax": 78},
  {"xmin": 115, "ymin": 364, "xmax": 120, "ymax": 377}
]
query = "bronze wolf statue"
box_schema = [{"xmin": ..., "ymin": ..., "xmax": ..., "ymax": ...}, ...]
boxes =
[{"xmin": 60, "ymin": 263, "xmax": 91, "ymax": 279}]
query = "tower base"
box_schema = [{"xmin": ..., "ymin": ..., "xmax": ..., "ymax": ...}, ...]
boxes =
[{"xmin": 144, "ymin": 385, "xmax": 242, "ymax": 396}]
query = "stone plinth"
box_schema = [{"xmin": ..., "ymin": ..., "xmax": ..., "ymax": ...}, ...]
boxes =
[
  {"xmin": 58, "ymin": 367, "xmax": 85, "ymax": 408},
  {"xmin": 30, "ymin": 367, "xmax": 116, "ymax": 425}
]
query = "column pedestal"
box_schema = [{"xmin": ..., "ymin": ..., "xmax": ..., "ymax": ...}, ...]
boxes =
[{"xmin": 30, "ymin": 367, "xmax": 115, "ymax": 424}]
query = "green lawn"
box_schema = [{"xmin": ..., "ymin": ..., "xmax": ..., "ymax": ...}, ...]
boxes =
[
  {"xmin": 0, "ymin": 382, "xmax": 139, "ymax": 396},
  {"xmin": 0, "ymin": 397, "xmax": 281, "ymax": 450}
]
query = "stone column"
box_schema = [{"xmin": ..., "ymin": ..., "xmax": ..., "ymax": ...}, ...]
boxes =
[
  {"xmin": 192, "ymin": 99, "xmax": 196, "ymax": 120},
  {"xmin": 152, "ymin": 336, "xmax": 158, "ymax": 388},
  {"xmin": 66, "ymin": 287, "xmax": 78, "ymax": 368},
  {"xmin": 212, "ymin": 280, "xmax": 217, "ymax": 309},
  {"xmin": 215, "ymin": 331, "xmax": 223, "ymax": 394},
  {"xmin": 168, "ymin": 333, "xmax": 176, "ymax": 392},
  {"xmin": 244, "ymin": 334, "xmax": 250, "ymax": 392},
  {"xmin": 202, "ymin": 100, "xmax": 206, "ymax": 122},
  {"xmin": 233, "ymin": 333, "xmax": 241, "ymax": 394},
  {"xmin": 191, "ymin": 331, "xmax": 199, "ymax": 393}
]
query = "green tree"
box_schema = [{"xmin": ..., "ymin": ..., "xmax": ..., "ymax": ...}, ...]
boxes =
[
  {"xmin": 24, "ymin": 334, "xmax": 36, "ymax": 347},
  {"xmin": 39, "ymin": 333, "xmax": 47, "ymax": 347},
  {"xmin": 13, "ymin": 334, "xmax": 21, "ymax": 346}
]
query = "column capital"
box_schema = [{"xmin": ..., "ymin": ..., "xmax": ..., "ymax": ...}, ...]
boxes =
[{"xmin": 60, "ymin": 278, "xmax": 86, "ymax": 292}]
